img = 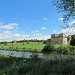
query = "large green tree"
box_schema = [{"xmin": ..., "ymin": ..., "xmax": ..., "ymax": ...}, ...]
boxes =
[
  {"xmin": 53, "ymin": 0, "xmax": 75, "ymax": 22},
  {"xmin": 70, "ymin": 34, "xmax": 75, "ymax": 46}
]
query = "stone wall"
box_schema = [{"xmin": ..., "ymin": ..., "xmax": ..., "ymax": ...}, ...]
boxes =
[{"xmin": 51, "ymin": 33, "xmax": 71, "ymax": 44}]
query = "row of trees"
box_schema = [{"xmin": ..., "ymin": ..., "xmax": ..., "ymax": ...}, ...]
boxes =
[
  {"xmin": 16, "ymin": 39, "xmax": 44, "ymax": 43},
  {"xmin": 0, "ymin": 39, "xmax": 45, "ymax": 44}
]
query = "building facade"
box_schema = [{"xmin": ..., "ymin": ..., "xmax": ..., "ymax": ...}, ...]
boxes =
[{"xmin": 51, "ymin": 33, "xmax": 71, "ymax": 44}]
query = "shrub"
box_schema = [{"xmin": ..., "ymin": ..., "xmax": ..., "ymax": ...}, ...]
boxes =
[
  {"xmin": 30, "ymin": 53, "xmax": 39, "ymax": 60},
  {"xmin": 9, "ymin": 47, "xmax": 12, "ymax": 50},
  {"xmin": 3, "ymin": 42, "xmax": 7, "ymax": 45},
  {"xmin": 42, "ymin": 43, "xmax": 55, "ymax": 53},
  {"xmin": 38, "ymin": 43, "xmax": 39, "ymax": 44},
  {"xmin": 23, "ymin": 43, "xmax": 24, "ymax": 45},
  {"xmin": 23, "ymin": 47, "xmax": 25, "ymax": 50},
  {"xmin": 69, "ymin": 46, "xmax": 75, "ymax": 51},
  {"xmin": 27, "ymin": 41, "xmax": 29, "ymax": 44},
  {"xmin": 16, "ymin": 47, "xmax": 18, "ymax": 50},
  {"xmin": 56, "ymin": 46, "xmax": 69, "ymax": 54}
]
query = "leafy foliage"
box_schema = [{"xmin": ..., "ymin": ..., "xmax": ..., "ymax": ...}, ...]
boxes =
[
  {"xmin": 3, "ymin": 42, "xmax": 7, "ymax": 45},
  {"xmin": 53, "ymin": 0, "xmax": 75, "ymax": 22},
  {"xmin": 43, "ymin": 39, "xmax": 51, "ymax": 45},
  {"xmin": 0, "ymin": 56, "xmax": 75, "ymax": 75},
  {"xmin": 42, "ymin": 43, "xmax": 55, "ymax": 53},
  {"xmin": 70, "ymin": 34, "xmax": 75, "ymax": 46},
  {"xmin": 56, "ymin": 45, "xmax": 69, "ymax": 54}
]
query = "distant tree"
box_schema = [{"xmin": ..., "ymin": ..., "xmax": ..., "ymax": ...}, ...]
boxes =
[
  {"xmin": 43, "ymin": 39, "xmax": 51, "ymax": 45},
  {"xmin": 23, "ymin": 43, "xmax": 24, "ymax": 45},
  {"xmin": 53, "ymin": 0, "xmax": 75, "ymax": 22},
  {"xmin": 43, "ymin": 40, "xmax": 47, "ymax": 44},
  {"xmin": 27, "ymin": 41, "xmax": 29, "ymax": 44},
  {"xmin": 70, "ymin": 34, "xmax": 75, "ymax": 46},
  {"xmin": 0, "ymin": 42, "xmax": 3, "ymax": 44},
  {"xmin": 3, "ymin": 42, "xmax": 7, "ymax": 45}
]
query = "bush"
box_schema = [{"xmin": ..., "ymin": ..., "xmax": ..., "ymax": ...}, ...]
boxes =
[
  {"xmin": 23, "ymin": 43, "xmax": 24, "ymax": 45},
  {"xmin": 27, "ymin": 41, "xmax": 29, "ymax": 44},
  {"xmin": 42, "ymin": 43, "xmax": 55, "ymax": 53},
  {"xmin": 69, "ymin": 46, "xmax": 75, "ymax": 51},
  {"xmin": 56, "ymin": 46, "xmax": 69, "ymax": 54},
  {"xmin": 9, "ymin": 47, "xmax": 12, "ymax": 50},
  {"xmin": 3, "ymin": 42, "xmax": 7, "ymax": 45}
]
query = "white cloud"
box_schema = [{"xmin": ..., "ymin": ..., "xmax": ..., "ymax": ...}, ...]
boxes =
[
  {"xmin": 31, "ymin": 33, "xmax": 51, "ymax": 40},
  {"xmin": 14, "ymin": 33, "xmax": 29, "ymax": 40},
  {"xmin": 43, "ymin": 18, "xmax": 47, "ymax": 21},
  {"xmin": 58, "ymin": 17, "xmax": 64, "ymax": 21},
  {"xmin": 0, "ymin": 30, "xmax": 51, "ymax": 41},
  {"xmin": 0, "ymin": 31, "xmax": 13, "ymax": 41},
  {"xmin": 61, "ymin": 20, "xmax": 75, "ymax": 35},
  {"xmin": 53, "ymin": 30, "xmax": 57, "ymax": 33},
  {"xmin": 0, "ymin": 22, "xmax": 50, "ymax": 41},
  {"xmin": 0, "ymin": 23, "xmax": 18, "ymax": 29},
  {"xmin": 61, "ymin": 27, "xmax": 75, "ymax": 35},
  {"xmin": 32, "ymin": 30, "xmax": 39, "ymax": 33},
  {"xmin": 0, "ymin": 30, "xmax": 30, "ymax": 41},
  {"xmin": 41, "ymin": 26, "xmax": 46, "ymax": 30},
  {"xmin": 69, "ymin": 20, "xmax": 75, "ymax": 27}
]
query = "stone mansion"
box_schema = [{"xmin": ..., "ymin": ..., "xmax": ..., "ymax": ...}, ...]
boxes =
[{"xmin": 51, "ymin": 33, "xmax": 71, "ymax": 44}]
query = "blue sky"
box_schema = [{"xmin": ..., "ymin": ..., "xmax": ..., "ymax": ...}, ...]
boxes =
[{"xmin": 0, "ymin": 0, "xmax": 75, "ymax": 41}]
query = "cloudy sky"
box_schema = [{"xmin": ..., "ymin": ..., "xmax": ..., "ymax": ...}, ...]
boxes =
[{"xmin": 0, "ymin": 0, "xmax": 75, "ymax": 41}]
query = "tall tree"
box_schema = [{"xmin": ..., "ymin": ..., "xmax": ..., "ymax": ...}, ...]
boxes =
[
  {"xmin": 70, "ymin": 34, "xmax": 75, "ymax": 46},
  {"xmin": 53, "ymin": 0, "xmax": 75, "ymax": 22}
]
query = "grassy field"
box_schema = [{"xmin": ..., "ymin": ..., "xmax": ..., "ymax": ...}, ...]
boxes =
[
  {"xmin": 54, "ymin": 44, "xmax": 70, "ymax": 48},
  {"xmin": 0, "ymin": 42, "xmax": 73, "ymax": 54},
  {"xmin": 0, "ymin": 42, "xmax": 45, "ymax": 52}
]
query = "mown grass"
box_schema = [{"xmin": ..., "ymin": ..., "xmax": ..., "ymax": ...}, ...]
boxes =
[
  {"xmin": 0, "ymin": 42, "xmax": 45, "ymax": 52},
  {"xmin": 0, "ymin": 42, "xmax": 75, "ymax": 54},
  {"xmin": 54, "ymin": 44, "xmax": 70, "ymax": 48}
]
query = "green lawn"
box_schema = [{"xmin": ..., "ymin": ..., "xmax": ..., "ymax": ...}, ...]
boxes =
[
  {"xmin": 0, "ymin": 42, "xmax": 72, "ymax": 53},
  {"xmin": 0, "ymin": 42, "xmax": 45, "ymax": 52},
  {"xmin": 54, "ymin": 44, "xmax": 70, "ymax": 48}
]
